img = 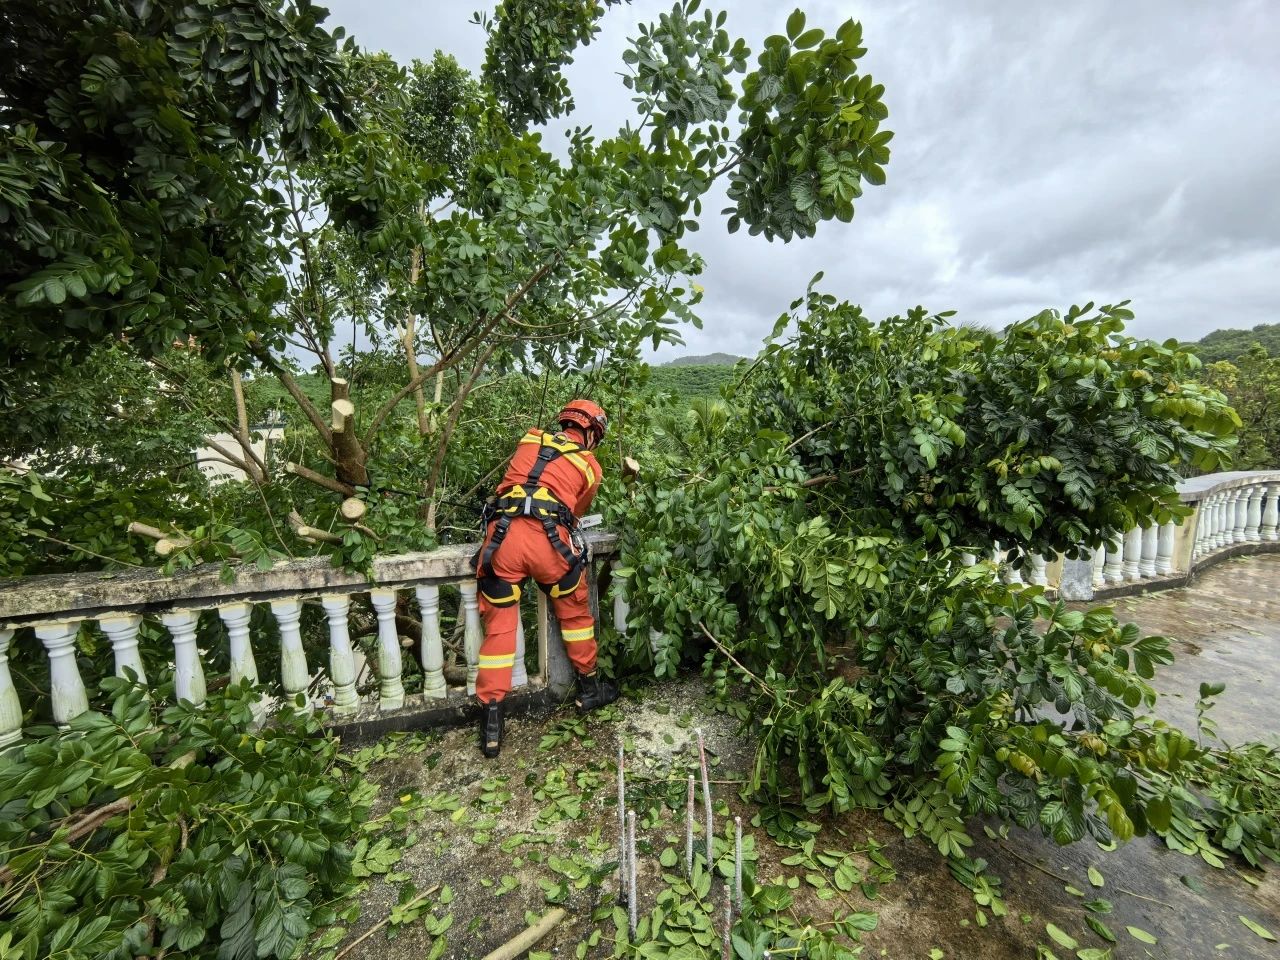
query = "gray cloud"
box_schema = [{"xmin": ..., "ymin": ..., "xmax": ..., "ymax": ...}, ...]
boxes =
[{"xmin": 324, "ymin": 0, "xmax": 1280, "ymax": 359}]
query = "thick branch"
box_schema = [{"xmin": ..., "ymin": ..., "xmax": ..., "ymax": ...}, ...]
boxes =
[
  {"xmin": 251, "ymin": 345, "xmax": 333, "ymax": 445},
  {"xmin": 329, "ymin": 378, "xmax": 368, "ymax": 487},
  {"xmin": 285, "ymin": 462, "xmax": 357, "ymax": 498},
  {"xmin": 287, "ymin": 510, "xmax": 343, "ymax": 545},
  {"xmin": 403, "ymin": 243, "xmax": 430, "ymax": 436},
  {"xmin": 0, "ymin": 752, "xmax": 196, "ymax": 888},
  {"xmin": 421, "ymin": 342, "xmax": 498, "ymax": 525},
  {"xmin": 228, "ymin": 369, "xmax": 268, "ymax": 482},
  {"xmin": 363, "ymin": 256, "xmax": 560, "ymax": 444}
]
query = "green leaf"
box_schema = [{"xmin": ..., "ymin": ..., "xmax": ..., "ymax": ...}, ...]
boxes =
[
  {"xmin": 1087, "ymin": 866, "xmax": 1104, "ymax": 888},
  {"xmin": 1085, "ymin": 916, "xmax": 1116, "ymax": 943},
  {"xmin": 785, "ymin": 9, "xmax": 806, "ymax": 40},
  {"xmin": 1239, "ymin": 916, "xmax": 1276, "ymax": 941},
  {"xmin": 1126, "ymin": 926, "xmax": 1157, "ymax": 944},
  {"xmin": 1046, "ymin": 924, "xmax": 1079, "ymax": 950}
]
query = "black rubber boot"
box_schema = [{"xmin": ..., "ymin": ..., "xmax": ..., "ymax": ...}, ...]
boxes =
[
  {"xmin": 575, "ymin": 671, "xmax": 619, "ymax": 713},
  {"xmin": 479, "ymin": 700, "xmax": 504, "ymax": 758}
]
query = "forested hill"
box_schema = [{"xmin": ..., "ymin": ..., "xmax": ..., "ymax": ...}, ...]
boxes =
[
  {"xmin": 663, "ymin": 352, "xmax": 743, "ymax": 367},
  {"xmin": 1192, "ymin": 323, "xmax": 1280, "ymax": 363},
  {"xmin": 648, "ymin": 352, "xmax": 744, "ymax": 397}
]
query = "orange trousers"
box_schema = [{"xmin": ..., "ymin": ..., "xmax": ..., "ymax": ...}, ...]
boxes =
[{"xmin": 475, "ymin": 517, "xmax": 596, "ymax": 703}]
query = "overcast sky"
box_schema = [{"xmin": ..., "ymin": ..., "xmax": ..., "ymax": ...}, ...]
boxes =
[{"xmin": 324, "ymin": 0, "xmax": 1280, "ymax": 361}]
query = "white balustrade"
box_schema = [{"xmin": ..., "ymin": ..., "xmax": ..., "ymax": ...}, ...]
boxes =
[
  {"xmin": 513, "ymin": 612, "xmax": 528, "ymax": 689},
  {"xmin": 1232, "ymin": 489, "xmax": 1248, "ymax": 543},
  {"xmin": 98, "ymin": 613, "xmax": 145, "ymax": 683},
  {"xmin": 995, "ymin": 543, "xmax": 1024, "ymax": 586},
  {"xmin": 611, "ymin": 559, "xmax": 630, "ymax": 633},
  {"xmin": 1028, "ymin": 554, "xmax": 1048, "ymax": 586},
  {"xmin": 1139, "ymin": 526, "xmax": 1158, "ymax": 578},
  {"xmin": 1247, "ymin": 488, "xmax": 1264, "ymax": 542},
  {"xmin": 1122, "ymin": 528, "xmax": 1142, "ymax": 581},
  {"xmin": 459, "ymin": 581, "xmax": 483, "ymax": 697},
  {"xmin": 1103, "ymin": 540, "xmax": 1124, "ymax": 584},
  {"xmin": 413, "ymin": 586, "xmax": 448, "ymax": 700},
  {"xmin": 217, "ymin": 604, "xmax": 259, "ymax": 690},
  {"xmin": 960, "ymin": 552, "xmax": 977, "ymax": 567},
  {"xmin": 1091, "ymin": 546, "xmax": 1106, "ymax": 587},
  {"xmin": 269, "ymin": 598, "xmax": 311, "ymax": 704},
  {"xmin": 1156, "ymin": 522, "xmax": 1175, "ymax": 575},
  {"xmin": 368, "ymin": 589, "xmax": 405, "ymax": 710},
  {"xmin": 0, "ymin": 630, "xmax": 22, "ymax": 747},
  {"xmin": 1265, "ymin": 484, "xmax": 1280, "ymax": 541},
  {"xmin": 319, "ymin": 595, "xmax": 359, "ymax": 714},
  {"xmin": 35, "ymin": 622, "xmax": 89, "ymax": 726},
  {"xmin": 159, "ymin": 610, "xmax": 207, "ymax": 707}
]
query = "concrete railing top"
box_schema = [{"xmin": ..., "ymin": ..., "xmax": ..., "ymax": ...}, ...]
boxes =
[
  {"xmin": 0, "ymin": 529, "xmax": 619, "ymax": 628},
  {"xmin": 1176, "ymin": 470, "xmax": 1280, "ymax": 503}
]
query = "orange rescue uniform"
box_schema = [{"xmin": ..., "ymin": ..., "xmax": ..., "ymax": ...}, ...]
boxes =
[{"xmin": 473, "ymin": 428, "xmax": 602, "ymax": 703}]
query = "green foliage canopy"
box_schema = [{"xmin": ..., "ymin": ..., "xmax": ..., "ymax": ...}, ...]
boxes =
[
  {"xmin": 0, "ymin": 0, "xmax": 353, "ymax": 408},
  {"xmin": 609, "ymin": 292, "xmax": 1249, "ymax": 865}
]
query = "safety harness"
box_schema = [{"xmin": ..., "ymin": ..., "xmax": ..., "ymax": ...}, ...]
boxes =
[{"xmin": 475, "ymin": 431, "xmax": 589, "ymax": 601}]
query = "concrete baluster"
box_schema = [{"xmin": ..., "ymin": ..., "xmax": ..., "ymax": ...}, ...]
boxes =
[
  {"xmin": 1028, "ymin": 554, "xmax": 1048, "ymax": 586},
  {"xmin": 35, "ymin": 622, "xmax": 89, "ymax": 725},
  {"xmin": 216, "ymin": 603, "xmax": 259, "ymax": 689},
  {"xmin": 1192, "ymin": 499, "xmax": 1209, "ymax": 559},
  {"xmin": 413, "ymin": 585, "xmax": 448, "ymax": 700},
  {"xmin": 0, "ymin": 630, "xmax": 23, "ymax": 747},
  {"xmin": 1103, "ymin": 540, "xmax": 1124, "ymax": 584},
  {"xmin": 459, "ymin": 581, "xmax": 483, "ymax": 697},
  {"xmin": 513, "ymin": 611, "xmax": 529, "ymax": 689},
  {"xmin": 1122, "ymin": 527, "xmax": 1142, "ymax": 581},
  {"xmin": 268, "ymin": 598, "xmax": 311, "ymax": 704},
  {"xmin": 1139, "ymin": 525, "xmax": 1158, "ymax": 578},
  {"xmin": 1246, "ymin": 486, "xmax": 1264, "ymax": 542},
  {"xmin": 1263, "ymin": 484, "xmax": 1280, "ymax": 541},
  {"xmin": 611, "ymin": 559, "xmax": 630, "ymax": 635},
  {"xmin": 320, "ymin": 595, "xmax": 360, "ymax": 714},
  {"xmin": 368, "ymin": 589, "xmax": 405, "ymax": 710},
  {"xmin": 1091, "ymin": 546, "xmax": 1106, "ymax": 588},
  {"xmin": 1156, "ymin": 522, "xmax": 1175, "ymax": 575},
  {"xmin": 995, "ymin": 542, "xmax": 1024, "ymax": 586},
  {"xmin": 98, "ymin": 613, "xmax": 146, "ymax": 683},
  {"xmin": 1231, "ymin": 488, "xmax": 1248, "ymax": 544},
  {"xmin": 1212, "ymin": 494, "xmax": 1228, "ymax": 550},
  {"xmin": 159, "ymin": 610, "xmax": 206, "ymax": 708},
  {"xmin": 960, "ymin": 552, "xmax": 977, "ymax": 566}
]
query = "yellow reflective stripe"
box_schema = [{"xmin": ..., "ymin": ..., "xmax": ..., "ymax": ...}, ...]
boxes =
[
  {"xmin": 479, "ymin": 582, "xmax": 521, "ymax": 605},
  {"xmin": 539, "ymin": 433, "xmax": 583, "ymax": 453},
  {"xmin": 519, "ymin": 431, "xmax": 543, "ymax": 445},
  {"xmin": 563, "ymin": 452, "xmax": 595, "ymax": 487},
  {"xmin": 478, "ymin": 654, "xmax": 516, "ymax": 667},
  {"xmin": 562, "ymin": 626, "xmax": 595, "ymax": 643}
]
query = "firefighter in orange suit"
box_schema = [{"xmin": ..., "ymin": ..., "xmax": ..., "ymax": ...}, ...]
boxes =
[{"xmin": 472, "ymin": 399, "xmax": 619, "ymax": 756}]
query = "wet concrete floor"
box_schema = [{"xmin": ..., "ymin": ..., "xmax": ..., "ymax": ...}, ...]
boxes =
[{"xmin": 349, "ymin": 556, "xmax": 1280, "ymax": 960}]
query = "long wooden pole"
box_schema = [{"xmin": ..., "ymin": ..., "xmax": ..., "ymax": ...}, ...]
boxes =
[{"xmin": 478, "ymin": 908, "xmax": 567, "ymax": 960}]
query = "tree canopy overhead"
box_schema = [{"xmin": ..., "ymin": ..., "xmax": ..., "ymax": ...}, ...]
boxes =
[{"xmin": 0, "ymin": 0, "xmax": 355, "ymax": 409}]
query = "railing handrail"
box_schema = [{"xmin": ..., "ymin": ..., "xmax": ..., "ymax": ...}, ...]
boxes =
[
  {"xmin": 1176, "ymin": 470, "xmax": 1280, "ymax": 502},
  {"xmin": 0, "ymin": 530, "xmax": 619, "ymax": 628}
]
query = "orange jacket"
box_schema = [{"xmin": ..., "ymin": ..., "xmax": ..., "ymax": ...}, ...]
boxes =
[{"xmin": 495, "ymin": 428, "xmax": 602, "ymax": 517}]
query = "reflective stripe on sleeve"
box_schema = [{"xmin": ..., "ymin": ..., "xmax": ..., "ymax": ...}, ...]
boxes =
[{"xmin": 562, "ymin": 626, "xmax": 595, "ymax": 643}]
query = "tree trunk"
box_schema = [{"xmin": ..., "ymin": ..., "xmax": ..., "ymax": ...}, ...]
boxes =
[{"xmin": 329, "ymin": 378, "xmax": 370, "ymax": 487}]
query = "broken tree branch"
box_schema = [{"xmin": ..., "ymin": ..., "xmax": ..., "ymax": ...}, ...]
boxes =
[
  {"xmin": 287, "ymin": 510, "xmax": 343, "ymax": 545},
  {"xmin": 285, "ymin": 462, "xmax": 357, "ymax": 498}
]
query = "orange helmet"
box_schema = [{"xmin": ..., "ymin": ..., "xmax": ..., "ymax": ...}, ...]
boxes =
[{"xmin": 558, "ymin": 399, "xmax": 608, "ymax": 446}]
